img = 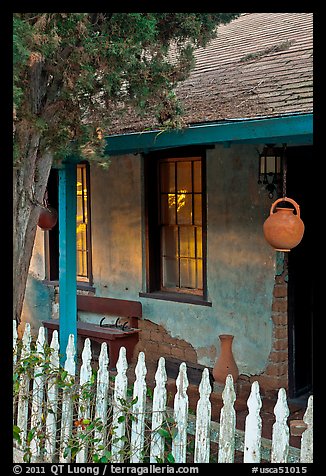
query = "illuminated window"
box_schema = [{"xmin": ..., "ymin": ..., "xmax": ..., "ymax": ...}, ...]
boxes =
[
  {"xmin": 45, "ymin": 163, "xmax": 92, "ymax": 284},
  {"xmin": 160, "ymin": 158, "xmax": 203, "ymax": 293},
  {"xmin": 76, "ymin": 164, "xmax": 90, "ymax": 280},
  {"xmin": 143, "ymin": 148, "xmax": 207, "ymax": 302}
]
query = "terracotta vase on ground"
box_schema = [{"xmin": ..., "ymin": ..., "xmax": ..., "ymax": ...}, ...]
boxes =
[{"xmin": 213, "ymin": 334, "xmax": 239, "ymax": 385}]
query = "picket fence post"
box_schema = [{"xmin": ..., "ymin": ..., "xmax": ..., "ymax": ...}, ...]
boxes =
[
  {"xmin": 218, "ymin": 374, "xmax": 236, "ymax": 463},
  {"xmin": 59, "ymin": 334, "xmax": 76, "ymax": 463},
  {"xmin": 16, "ymin": 323, "xmax": 32, "ymax": 451},
  {"xmin": 244, "ymin": 381, "xmax": 262, "ymax": 463},
  {"xmin": 44, "ymin": 330, "xmax": 60, "ymax": 462},
  {"xmin": 111, "ymin": 346, "xmax": 128, "ymax": 463},
  {"xmin": 13, "ymin": 320, "xmax": 18, "ymax": 365},
  {"xmin": 271, "ymin": 388, "xmax": 289, "ymax": 463},
  {"xmin": 130, "ymin": 351, "xmax": 147, "ymax": 463},
  {"xmin": 76, "ymin": 338, "xmax": 93, "ymax": 463},
  {"xmin": 300, "ymin": 395, "xmax": 313, "ymax": 463},
  {"xmin": 30, "ymin": 326, "xmax": 46, "ymax": 462},
  {"xmin": 13, "ymin": 320, "xmax": 18, "ymax": 427},
  {"xmin": 150, "ymin": 357, "xmax": 167, "ymax": 463},
  {"xmin": 172, "ymin": 362, "xmax": 189, "ymax": 463},
  {"xmin": 194, "ymin": 367, "xmax": 211, "ymax": 463},
  {"xmin": 94, "ymin": 342, "xmax": 109, "ymax": 457}
]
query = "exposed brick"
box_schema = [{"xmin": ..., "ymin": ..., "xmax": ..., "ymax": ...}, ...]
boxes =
[
  {"xmin": 163, "ymin": 334, "xmax": 182, "ymax": 346},
  {"xmin": 158, "ymin": 342, "xmax": 173, "ymax": 356},
  {"xmin": 174, "ymin": 339, "xmax": 191, "ymax": 349},
  {"xmin": 183, "ymin": 347, "xmax": 198, "ymax": 362},
  {"xmin": 272, "ymin": 313, "xmax": 287, "ymax": 326},
  {"xmin": 275, "ymin": 275, "xmax": 286, "ymax": 285},
  {"xmin": 276, "ymin": 376, "xmax": 288, "ymax": 389},
  {"xmin": 272, "ymin": 300, "xmax": 288, "ymax": 312},
  {"xmin": 139, "ymin": 328, "xmax": 151, "ymax": 341},
  {"xmin": 273, "ymin": 326, "xmax": 288, "ymax": 339},
  {"xmin": 150, "ymin": 329, "xmax": 163, "ymax": 342},
  {"xmin": 236, "ymin": 376, "xmax": 252, "ymax": 400},
  {"xmin": 265, "ymin": 362, "xmax": 288, "ymax": 377},
  {"xmin": 171, "ymin": 346, "xmax": 186, "ymax": 361},
  {"xmin": 269, "ymin": 351, "xmax": 288, "ymax": 363},
  {"xmin": 142, "ymin": 340, "xmax": 160, "ymax": 357},
  {"xmin": 252, "ymin": 256, "xmax": 291, "ymax": 395},
  {"xmin": 273, "ymin": 338, "xmax": 288, "ymax": 351},
  {"xmin": 254, "ymin": 374, "xmax": 283, "ymax": 393},
  {"xmin": 273, "ymin": 285, "xmax": 288, "ymax": 298},
  {"xmin": 139, "ymin": 320, "xmax": 152, "ymax": 331}
]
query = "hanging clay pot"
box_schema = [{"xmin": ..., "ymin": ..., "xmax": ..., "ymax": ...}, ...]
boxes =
[
  {"xmin": 263, "ymin": 197, "xmax": 304, "ymax": 252},
  {"xmin": 213, "ymin": 334, "xmax": 239, "ymax": 384},
  {"xmin": 37, "ymin": 206, "xmax": 58, "ymax": 231}
]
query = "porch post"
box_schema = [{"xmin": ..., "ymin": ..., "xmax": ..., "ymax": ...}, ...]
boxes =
[{"xmin": 58, "ymin": 161, "xmax": 77, "ymax": 363}]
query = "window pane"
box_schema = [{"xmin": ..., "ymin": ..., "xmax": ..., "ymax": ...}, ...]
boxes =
[
  {"xmin": 197, "ymin": 259, "xmax": 203, "ymax": 289},
  {"xmin": 177, "ymin": 161, "xmax": 192, "ymax": 192},
  {"xmin": 162, "ymin": 226, "xmax": 178, "ymax": 258},
  {"xmin": 163, "ymin": 257, "xmax": 178, "ymax": 288},
  {"xmin": 77, "ymin": 166, "xmax": 83, "ymax": 224},
  {"xmin": 77, "ymin": 223, "xmax": 87, "ymax": 277},
  {"xmin": 161, "ymin": 194, "xmax": 176, "ymax": 225},
  {"xmin": 160, "ymin": 162, "xmax": 175, "ymax": 193},
  {"xmin": 77, "ymin": 195, "xmax": 84, "ymax": 225},
  {"xmin": 76, "ymin": 164, "xmax": 90, "ymax": 280},
  {"xmin": 82, "ymin": 167, "xmax": 88, "ymax": 222},
  {"xmin": 180, "ymin": 227, "xmax": 195, "ymax": 258},
  {"xmin": 77, "ymin": 167, "xmax": 82, "ymax": 193},
  {"xmin": 194, "ymin": 195, "xmax": 202, "ymax": 226},
  {"xmin": 180, "ymin": 258, "xmax": 196, "ymax": 289},
  {"xmin": 177, "ymin": 194, "xmax": 192, "ymax": 224},
  {"xmin": 196, "ymin": 227, "xmax": 202, "ymax": 259},
  {"xmin": 193, "ymin": 160, "xmax": 202, "ymax": 192}
]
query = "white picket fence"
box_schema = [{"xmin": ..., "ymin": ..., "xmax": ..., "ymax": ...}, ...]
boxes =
[{"xmin": 13, "ymin": 322, "xmax": 313, "ymax": 464}]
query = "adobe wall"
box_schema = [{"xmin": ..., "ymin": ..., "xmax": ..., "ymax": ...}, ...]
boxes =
[{"xmin": 22, "ymin": 143, "xmax": 289, "ymax": 394}]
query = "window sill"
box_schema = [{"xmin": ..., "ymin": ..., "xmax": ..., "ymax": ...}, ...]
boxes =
[
  {"xmin": 42, "ymin": 280, "xmax": 96, "ymax": 293},
  {"xmin": 139, "ymin": 291, "xmax": 212, "ymax": 307}
]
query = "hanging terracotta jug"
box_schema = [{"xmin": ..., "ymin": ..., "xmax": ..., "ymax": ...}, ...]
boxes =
[
  {"xmin": 37, "ymin": 205, "xmax": 58, "ymax": 231},
  {"xmin": 263, "ymin": 197, "xmax": 304, "ymax": 252},
  {"xmin": 213, "ymin": 334, "xmax": 239, "ymax": 384}
]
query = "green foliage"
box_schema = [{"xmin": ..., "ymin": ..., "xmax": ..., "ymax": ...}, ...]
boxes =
[
  {"xmin": 13, "ymin": 12, "xmax": 240, "ymax": 165},
  {"xmin": 13, "ymin": 338, "xmax": 185, "ymax": 463}
]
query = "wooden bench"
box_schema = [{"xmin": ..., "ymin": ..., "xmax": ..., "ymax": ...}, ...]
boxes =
[{"xmin": 43, "ymin": 295, "xmax": 142, "ymax": 369}]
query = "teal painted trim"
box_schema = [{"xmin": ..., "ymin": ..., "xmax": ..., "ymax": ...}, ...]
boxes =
[
  {"xmin": 58, "ymin": 163, "xmax": 77, "ymax": 364},
  {"xmin": 104, "ymin": 114, "xmax": 313, "ymax": 155}
]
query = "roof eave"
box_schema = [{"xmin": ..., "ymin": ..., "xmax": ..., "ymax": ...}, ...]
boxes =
[{"xmin": 104, "ymin": 113, "xmax": 313, "ymax": 156}]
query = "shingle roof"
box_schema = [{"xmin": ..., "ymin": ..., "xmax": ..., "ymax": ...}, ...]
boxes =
[{"xmin": 108, "ymin": 12, "xmax": 313, "ymax": 135}]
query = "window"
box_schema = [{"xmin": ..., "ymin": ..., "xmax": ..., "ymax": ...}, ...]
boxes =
[
  {"xmin": 143, "ymin": 148, "xmax": 208, "ymax": 304},
  {"xmin": 76, "ymin": 164, "xmax": 91, "ymax": 280},
  {"xmin": 45, "ymin": 163, "xmax": 93, "ymax": 285}
]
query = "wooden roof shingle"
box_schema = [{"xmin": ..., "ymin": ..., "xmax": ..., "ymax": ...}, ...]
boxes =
[{"xmin": 108, "ymin": 12, "xmax": 313, "ymax": 135}]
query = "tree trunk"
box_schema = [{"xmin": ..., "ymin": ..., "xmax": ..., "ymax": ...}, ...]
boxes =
[{"xmin": 13, "ymin": 134, "xmax": 53, "ymax": 324}]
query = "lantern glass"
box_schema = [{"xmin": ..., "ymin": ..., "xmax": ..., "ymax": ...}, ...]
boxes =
[
  {"xmin": 267, "ymin": 155, "xmax": 275, "ymax": 174},
  {"xmin": 258, "ymin": 145, "xmax": 285, "ymax": 198}
]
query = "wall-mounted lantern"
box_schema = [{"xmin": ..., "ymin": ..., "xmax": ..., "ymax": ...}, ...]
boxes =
[{"xmin": 258, "ymin": 144, "xmax": 285, "ymax": 199}]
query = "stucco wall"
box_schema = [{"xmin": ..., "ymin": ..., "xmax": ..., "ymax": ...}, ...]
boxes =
[
  {"xmin": 87, "ymin": 144, "xmax": 276, "ymax": 376},
  {"xmin": 23, "ymin": 143, "xmax": 277, "ymax": 376}
]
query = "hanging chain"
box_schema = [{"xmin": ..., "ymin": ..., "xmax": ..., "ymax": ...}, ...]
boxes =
[{"xmin": 282, "ymin": 144, "xmax": 287, "ymax": 199}]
